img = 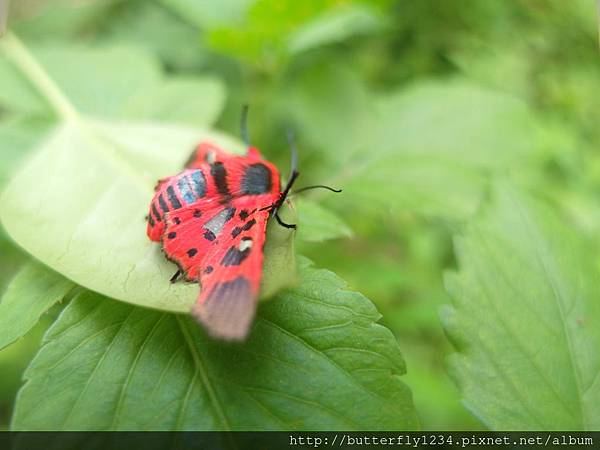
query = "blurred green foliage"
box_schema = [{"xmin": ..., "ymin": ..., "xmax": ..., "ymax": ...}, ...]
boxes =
[{"xmin": 0, "ymin": 0, "xmax": 599, "ymax": 431}]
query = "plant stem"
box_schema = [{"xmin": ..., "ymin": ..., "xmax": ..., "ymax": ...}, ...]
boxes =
[{"xmin": 0, "ymin": 31, "xmax": 79, "ymax": 121}]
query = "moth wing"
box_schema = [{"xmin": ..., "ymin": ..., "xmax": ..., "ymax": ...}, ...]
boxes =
[
  {"xmin": 192, "ymin": 204, "xmax": 270, "ymax": 340},
  {"xmin": 146, "ymin": 166, "xmax": 211, "ymax": 242},
  {"xmin": 161, "ymin": 201, "xmax": 237, "ymax": 280},
  {"xmin": 146, "ymin": 175, "xmax": 178, "ymax": 242}
]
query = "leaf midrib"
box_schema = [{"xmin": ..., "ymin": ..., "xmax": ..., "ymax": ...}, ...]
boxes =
[
  {"xmin": 110, "ymin": 314, "xmax": 168, "ymax": 430},
  {"xmin": 176, "ymin": 315, "xmax": 231, "ymax": 431}
]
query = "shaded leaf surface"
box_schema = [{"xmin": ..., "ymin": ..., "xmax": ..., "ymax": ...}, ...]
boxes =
[
  {"xmin": 443, "ymin": 183, "xmax": 600, "ymax": 430},
  {"xmin": 12, "ymin": 261, "xmax": 418, "ymax": 431},
  {"xmin": 296, "ymin": 198, "xmax": 352, "ymax": 243},
  {"xmin": 0, "ymin": 263, "xmax": 74, "ymax": 351}
]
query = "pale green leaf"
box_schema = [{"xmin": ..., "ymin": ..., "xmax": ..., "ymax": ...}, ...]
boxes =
[
  {"xmin": 443, "ymin": 182, "xmax": 600, "ymax": 430},
  {"xmin": 296, "ymin": 198, "xmax": 352, "ymax": 243},
  {"xmin": 158, "ymin": 0, "xmax": 253, "ymax": 28},
  {"xmin": 0, "ymin": 120, "xmax": 295, "ymax": 313},
  {"xmin": 0, "ymin": 262, "xmax": 75, "ymax": 351},
  {"xmin": 288, "ymin": 4, "xmax": 384, "ymax": 54},
  {"xmin": 0, "ymin": 45, "xmax": 161, "ymax": 118},
  {"xmin": 12, "ymin": 260, "xmax": 419, "ymax": 431},
  {"xmin": 122, "ymin": 77, "xmax": 226, "ymax": 126},
  {"xmin": 339, "ymin": 155, "xmax": 486, "ymax": 220},
  {"xmin": 0, "ymin": 55, "xmax": 47, "ymax": 115},
  {"xmin": 207, "ymin": 0, "xmax": 346, "ymax": 63},
  {"xmin": 288, "ymin": 75, "xmax": 541, "ymax": 220},
  {"xmin": 373, "ymin": 79, "xmax": 541, "ymax": 168},
  {"xmin": 10, "ymin": 0, "xmax": 119, "ymax": 39},
  {"xmin": 282, "ymin": 62, "xmax": 376, "ymax": 155},
  {"xmin": 0, "ymin": 44, "xmax": 225, "ymax": 125},
  {"xmin": 102, "ymin": 3, "xmax": 206, "ymax": 70},
  {"xmin": 0, "ymin": 116, "xmax": 52, "ymax": 186}
]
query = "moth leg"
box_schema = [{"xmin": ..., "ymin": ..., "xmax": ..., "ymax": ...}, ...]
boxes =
[
  {"xmin": 275, "ymin": 212, "xmax": 296, "ymax": 229},
  {"xmin": 170, "ymin": 269, "xmax": 182, "ymax": 283}
]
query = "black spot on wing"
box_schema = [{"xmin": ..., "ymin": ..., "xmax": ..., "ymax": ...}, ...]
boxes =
[
  {"xmin": 158, "ymin": 194, "xmax": 169, "ymax": 213},
  {"xmin": 231, "ymin": 220, "xmax": 255, "ymax": 238},
  {"xmin": 211, "ymin": 162, "xmax": 229, "ymax": 196},
  {"xmin": 173, "ymin": 217, "xmax": 181, "ymax": 225},
  {"xmin": 167, "ymin": 185, "xmax": 182, "ymax": 209},
  {"xmin": 204, "ymin": 266, "xmax": 213, "ymax": 274},
  {"xmin": 204, "ymin": 230, "xmax": 216, "ymax": 241},
  {"xmin": 221, "ymin": 245, "xmax": 251, "ymax": 266},
  {"xmin": 243, "ymin": 218, "xmax": 256, "ymax": 232},
  {"xmin": 152, "ymin": 203, "xmax": 162, "ymax": 222},
  {"xmin": 241, "ymin": 163, "xmax": 272, "ymax": 195},
  {"xmin": 187, "ymin": 248, "xmax": 198, "ymax": 257},
  {"xmin": 167, "ymin": 232, "xmax": 177, "ymax": 239},
  {"xmin": 148, "ymin": 214, "xmax": 155, "ymax": 227},
  {"xmin": 194, "ymin": 209, "xmax": 202, "ymax": 218},
  {"xmin": 239, "ymin": 210, "xmax": 249, "ymax": 220}
]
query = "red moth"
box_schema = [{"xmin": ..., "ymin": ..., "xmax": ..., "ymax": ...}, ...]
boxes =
[{"xmin": 146, "ymin": 109, "xmax": 338, "ymax": 340}]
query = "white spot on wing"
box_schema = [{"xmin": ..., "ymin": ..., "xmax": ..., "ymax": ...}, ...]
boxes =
[{"xmin": 239, "ymin": 238, "xmax": 253, "ymax": 251}]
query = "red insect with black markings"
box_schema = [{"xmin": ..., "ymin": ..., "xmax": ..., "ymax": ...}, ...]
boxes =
[{"xmin": 146, "ymin": 108, "xmax": 339, "ymax": 340}]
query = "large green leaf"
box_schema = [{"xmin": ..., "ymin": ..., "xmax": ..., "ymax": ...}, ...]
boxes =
[
  {"xmin": 0, "ymin": 263, "xmax": 75, "ymax": 351},
  {"xmin": 12, "ymin": 260, "xmax": 419, "ymax": 430},
  {"xmin": 443, "ymin": 182, "xmax": 600, "ymax": 430}
]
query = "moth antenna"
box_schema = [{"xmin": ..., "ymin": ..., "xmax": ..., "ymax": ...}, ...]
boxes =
[
  {"xmin": 241, "ymin": 104, "xmax": 250, "ymax": 149},
  {"xmin": 292, "ymin": 185, "xmax": 342, "ymax": 195}
]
